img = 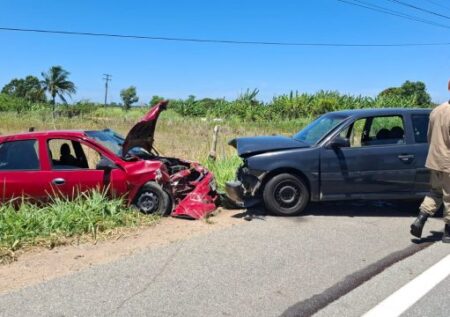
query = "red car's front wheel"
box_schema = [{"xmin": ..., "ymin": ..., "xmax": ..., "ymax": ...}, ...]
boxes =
[{"xmin": 133, "ymin": 182, "xmax": 172, "ymax": 216}]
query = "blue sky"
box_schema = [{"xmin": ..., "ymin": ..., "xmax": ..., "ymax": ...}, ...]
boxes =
[{"xmin": 0, "ymin": 0, "xmax": 449, "ymax": 104}]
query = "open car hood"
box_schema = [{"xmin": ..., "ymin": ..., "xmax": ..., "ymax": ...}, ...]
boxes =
[{"xmin": 122, "ymin": 100, "xmax": 168, "ymax": 155}]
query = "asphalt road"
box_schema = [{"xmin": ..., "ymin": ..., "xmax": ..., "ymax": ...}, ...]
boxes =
[
  {"xmin": 0, "ymin": 201, "xmax": 448, "ymax": 317},
  {"xmin": 404, "ymin": 275, "xmax": 450, "ymax": 317}
]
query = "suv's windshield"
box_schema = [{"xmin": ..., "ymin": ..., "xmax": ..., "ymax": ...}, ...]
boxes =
[
  {"xmin": 293, "ymin": 114, "xmax": 349, "ymax": 145},
  {"xmin": 85, "ymin": 129, "xmax": 125, "ymax": 156}
]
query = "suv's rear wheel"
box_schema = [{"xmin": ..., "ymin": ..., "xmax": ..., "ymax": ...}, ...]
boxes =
[
  {"xmin": 134, "ymin": 182, "xmax": 172, "ymax": 216},
  {"xmin": 263, "ymin": 173, "xmax": 309, "ymax": 216}
]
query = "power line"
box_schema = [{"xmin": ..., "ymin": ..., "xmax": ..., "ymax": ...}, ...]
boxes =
[
  {"xmin": 386, "ymin": 0, "xmax": 450, "ymax": 20},
  {"xmin": 103, "ymin": 74, "xmax": 112, "ymax": 107},
  {"xmin": 350, "ymin": 0, "xmax": 440, "ymax": 22},
  {"xmin": 423, "ymin": 0, "xmax": 450, "ymax": 11},
  {"xmin": 338, "ymin": 0, "xmax": 450, "ymax": 29},
  {"xmin": 0, "ymin": 26, "xmax": 449, "ymax": 47}
]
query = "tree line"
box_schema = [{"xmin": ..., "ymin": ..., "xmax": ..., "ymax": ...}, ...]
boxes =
[
  {"xmin": 0, "ymin": 66, "xmax": 434, "ymax": 120},
  {"xmin": 1, "ymin": 66, "xmax": 140, "ymax": 111}
]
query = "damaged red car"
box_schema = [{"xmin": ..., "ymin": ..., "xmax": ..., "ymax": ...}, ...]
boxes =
[{"xmin": 0, "ymin": 101, "xmax": 217, "ymax": 219}]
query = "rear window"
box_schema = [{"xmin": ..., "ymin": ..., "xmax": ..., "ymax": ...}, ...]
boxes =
[
  {"xmin": 0, "ymin": 140, "xmax": 40, "ymax": 170},
  {"xmin": 411, "ymin": 114, "xmax": 430, "ymax": 144}
]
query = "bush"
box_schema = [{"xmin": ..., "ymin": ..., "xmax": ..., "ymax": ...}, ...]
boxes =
[
  {"xmin": 168, "ymin": 90, "xmax": 432, "ymax": 122},
  {"xmin": 0, "ymin": 93, "xmax": 48, "ymax": 113},
  {"xmin": 0, "ymin": 88, "xmax": 433, "ymax": 122}
]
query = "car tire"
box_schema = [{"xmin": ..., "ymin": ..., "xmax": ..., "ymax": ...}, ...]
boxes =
[
  {"xmin": 133, "ymin": 182, "xmax": 172, "ymax": 216},
  {"xmin": 263, "ymin": 173, "xmax": 309, "ymax": 216}
]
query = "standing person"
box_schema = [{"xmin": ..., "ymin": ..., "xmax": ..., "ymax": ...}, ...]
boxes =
[{"xmin": 410, "ymin": 81, "xmax": 450, "ymax": 243}]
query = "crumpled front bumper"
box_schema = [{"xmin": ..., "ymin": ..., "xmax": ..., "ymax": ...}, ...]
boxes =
[
  {"xmin": 225, "ymin": 181, "xmax": 245, "ymax": 207},
  {"xmin": 225, "ymin": 166, "xmax": 265, "ymax": 208},
  {"xmin": 171, "ymin": 169, "xmax": 218, "ymax": 220}
]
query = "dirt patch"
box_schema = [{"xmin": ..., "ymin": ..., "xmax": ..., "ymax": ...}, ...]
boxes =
[{"xmin": 0, "ymin": 208, "xmax": 245, "ymax": 295}]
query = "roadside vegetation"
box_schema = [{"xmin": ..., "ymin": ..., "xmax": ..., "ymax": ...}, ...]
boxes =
[
  {"xmin": 0, "ymin": 191, "xmax": 159, "ymax": 264},
  {"xmin": 0, "ymin": 66, "xmax": 436, "ymax": 261}
]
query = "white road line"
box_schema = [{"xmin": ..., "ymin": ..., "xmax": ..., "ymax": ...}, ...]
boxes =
[{"xmin": 362, "ymin": 253, "xmax": 450, "ymax": 317}]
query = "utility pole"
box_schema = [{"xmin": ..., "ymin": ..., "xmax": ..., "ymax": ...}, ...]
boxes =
[{"xmin": 103, "ymin": 74, "xmax": 112, "ymax": 107}]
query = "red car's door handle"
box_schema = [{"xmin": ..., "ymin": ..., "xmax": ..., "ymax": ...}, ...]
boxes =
[{"xmin": 52, "ymin": 178, "xmax": 66, "ymax": 185}]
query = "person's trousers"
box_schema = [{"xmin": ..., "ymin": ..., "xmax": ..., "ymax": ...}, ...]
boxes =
[{"xmin": 420, "ymin": 170, "xmax": 450, "ymax": 224}]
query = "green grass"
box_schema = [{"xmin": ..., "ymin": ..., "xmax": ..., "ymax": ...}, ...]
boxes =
[
  {"xmin": 0, "ymin": 191, "xmax": 159, "ymax": 263},
  {"xmin": 202, "ymin": 155, "xmax": 242, "ymax": 191}
]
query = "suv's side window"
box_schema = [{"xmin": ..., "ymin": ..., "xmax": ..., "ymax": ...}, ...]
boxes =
[
  {"xmin": 339, "ymin": 118, "xmax": 367, "ymax": 147},
  {"xmin": 367, "ymin": 116, "xmax": 405, "ymax": 145},
  {"xmin": 341, "ymin": 115, "xmax": 406, "ymax": 148},
  {"xmin": 0, "ymin": 139, "xmax": 40, "ymax": 170},
  {"xmin": 411, "ymin": 114, "xmax": 430, "ymax": 144}
]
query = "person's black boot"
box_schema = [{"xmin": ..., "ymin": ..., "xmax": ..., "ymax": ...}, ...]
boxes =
[
  {"xmin": 410, "ymin": 211, "xmax": 429, "ymax": 238},
  {"xmin": 442, "ymin": 224, "xmax": 450, "ymax": 243}
]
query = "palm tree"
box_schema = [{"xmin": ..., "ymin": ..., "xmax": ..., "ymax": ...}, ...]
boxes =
[{"xmin": 41, "ymin": 66, "xmax": 76, "ymax": 112}]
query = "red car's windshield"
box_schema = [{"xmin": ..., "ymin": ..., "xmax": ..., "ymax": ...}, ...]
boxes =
[{"xmin": 85, "ymin": 130, "xmax": 124, "ymax": 156}]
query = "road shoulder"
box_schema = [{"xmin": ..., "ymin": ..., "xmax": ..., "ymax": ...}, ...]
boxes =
[{"xmin": 0, "ymin": 208, "xmax": 244, "ymax": 295}]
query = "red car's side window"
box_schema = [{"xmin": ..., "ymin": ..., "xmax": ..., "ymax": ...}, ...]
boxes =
[
  {"xmin": 0, "ymin": 139, "xmax": 40, "ymax": 171},
  {"xmin": 47, "ymin": 139, "xmax": 104, "ymax": 170}
]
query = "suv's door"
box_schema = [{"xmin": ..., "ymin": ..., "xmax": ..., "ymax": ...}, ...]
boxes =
[
  {"xmin": 0, "ymin": 138, "xmax": 49, "ymax": 201},
  {"xmin": 409, "ymin": 113, "xmax": 431, "ymax": 195},
  {"xmin": 44, "ymin": 137, "xmax": 128, "ymax": 198},
  {"xmin": 320, "ymin": 115, "xmax": 417, "ymax": 200}
]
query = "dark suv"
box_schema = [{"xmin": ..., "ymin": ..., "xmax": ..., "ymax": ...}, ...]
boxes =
[{"xmin": 226, "ymin": 108, "xmax": 431, "ymax": 216}]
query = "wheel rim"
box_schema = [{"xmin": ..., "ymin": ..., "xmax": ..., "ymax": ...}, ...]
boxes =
[
  {"xmin": 274, "ymin": 180, "xmax": 301, "ymax": 209},
  {"xmin": 137, "ymin": 191, "xmax": 159, "ymax": 213}
]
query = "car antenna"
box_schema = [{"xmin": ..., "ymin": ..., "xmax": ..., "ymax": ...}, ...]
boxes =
[{"xmin": 28, "ymin": 127, "xmax": 35, "ymax": 132}]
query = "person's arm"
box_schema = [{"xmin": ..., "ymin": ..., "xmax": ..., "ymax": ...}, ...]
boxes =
[
  {"xmin": 438, "ymin": 108, "xmax": 450, "ymax": 146},
  {"xmin": 445, "ymin": 114, "xmax": 450, "ymax": 147},
  {"xmin": 427, "ymin": 112, "xmax": 434, "ymax": 144}
]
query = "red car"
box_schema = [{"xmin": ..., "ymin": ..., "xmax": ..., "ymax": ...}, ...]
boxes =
[{"xmin": 0, "ymin": 101, "xmax": 217, "ymax": 219}]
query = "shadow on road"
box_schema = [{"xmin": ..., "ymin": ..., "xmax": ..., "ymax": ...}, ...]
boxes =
[
  {"xmin": 232, "ymin": 208, "xmax": 267, "ymax": 221},
  {"xmin": 304, "ymin": 200, "xmax": 423, "ymax": 218},
  {"xmin": 229, "ymin": 200, "xmax": 434, "ymax": 219},
  {"xmin": 412, "ymin": 230, "xmax": 443, "ymax": 244}
]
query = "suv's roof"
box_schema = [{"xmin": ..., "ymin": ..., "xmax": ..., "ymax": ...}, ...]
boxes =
[{"xmin": 330, "ymin": 108, "xmax": 431, "ymax": 117}]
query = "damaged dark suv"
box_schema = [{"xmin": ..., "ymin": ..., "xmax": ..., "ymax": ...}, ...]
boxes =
[{"xmin": 226, "ymin": 108, "xmax": 431, "ymax": 216}]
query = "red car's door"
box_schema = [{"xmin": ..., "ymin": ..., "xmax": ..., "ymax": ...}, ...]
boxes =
[
  {"xmin": 0, "ymin": 138, "xmax": 51, "ymax": 201},
  {"xmin": 44, "ymin": 137, "xmax": 128, "ymax": 199}
]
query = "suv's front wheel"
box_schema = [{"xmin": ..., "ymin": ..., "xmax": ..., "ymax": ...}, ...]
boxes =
[{"xmin": 262, "ymin": 173, "xmax": 309, "ymax": 216}]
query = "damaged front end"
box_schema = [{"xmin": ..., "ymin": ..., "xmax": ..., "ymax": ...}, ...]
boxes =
[
  {"xmin": 225, "ymin": 159, "xmax": 266, "ymax": 208},
  {"xmin": 160, "ymin": 157, "xmax": 218, "ymax": 219},
  {"xmin": 118, "ymin": 100, "xmax": 218, "ymax": 220}
]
